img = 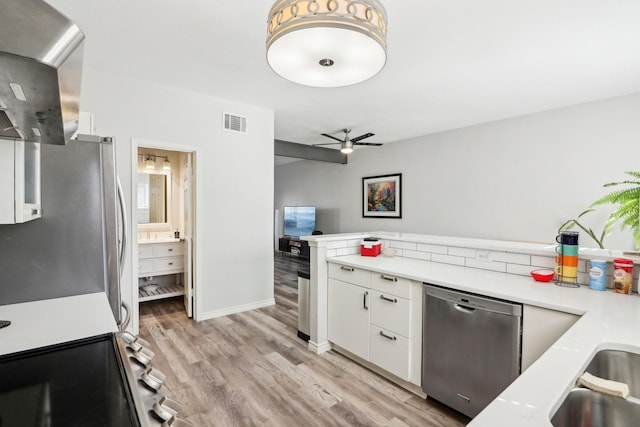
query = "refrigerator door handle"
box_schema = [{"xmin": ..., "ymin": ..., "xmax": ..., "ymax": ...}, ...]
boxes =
[
  {"xmin": 120, "ymin": 301, "xmax": 131, "ymax": 331},
  {"xmin": 116, "ymin": 176, "xmax": 127, "ymax": 279}
]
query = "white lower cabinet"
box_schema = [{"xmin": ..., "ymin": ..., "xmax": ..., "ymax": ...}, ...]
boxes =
[
  {"xmin": 137, "ymin": 241, "xmax": 185, "ymax": 302},
  {"xmin": 327, "ymin": 262, "xmax": 422, "ymax": 386},
  {"xmin": 370, "ymin": 325, "xmax": 410, "ymax": 379},
  {"xmin": 370, "ymin": 290, "xmax": 410, "ymax": 337},
  {"xmin": 521, "ymin": 304, "xmax": 580, "ymax": 371},
  {"xmin": 328, "ymin": 278, "xmax": 370, "ymax": 360}
]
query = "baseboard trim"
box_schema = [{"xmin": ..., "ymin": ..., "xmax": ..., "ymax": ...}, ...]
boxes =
[
  {"xmin": 199, "ymin": 298, "xmax": 275, "ymax": 320},
  {"xmin": 332, "ymin": 344, "xmax": 425, "ymax": 398},
  {"xmin": 308, "ymin": 340, "xmax": 332, "ymax": 354}
]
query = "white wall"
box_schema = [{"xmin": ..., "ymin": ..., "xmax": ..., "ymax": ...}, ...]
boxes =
[
  {"xmin": 80, "ymin": 68, "xmax": 274, "ymax": 331},
  {"xmin": 275, "ymin": 93, "xmax": 640, "ymax": 250}
]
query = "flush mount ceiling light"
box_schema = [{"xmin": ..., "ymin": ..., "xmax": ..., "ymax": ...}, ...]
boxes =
[{"xmin": 266, "ymin": 0, "xmax": 388, "ymax": 88}]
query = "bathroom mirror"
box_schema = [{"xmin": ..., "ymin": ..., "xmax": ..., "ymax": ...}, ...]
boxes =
[{"xmin": 137, "ymin": 172, "xmax": 171, "ymax": 224}]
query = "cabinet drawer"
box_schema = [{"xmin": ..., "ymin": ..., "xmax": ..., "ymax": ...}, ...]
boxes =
[
  {"xmin": 153, "ymin": 257, "xmax": 184, "ymax": 273},
  {"xmin": 328, "ymin": 263, "xmax": 370, "ymax": 287},
  {"xmin": 138, "ymin": 245, "xmax": 154, "ymax": 259},
  {"xmin": 371, "ymin": 272, "xmax": 411, "ymax": 299},
  {"xmin": 152, "ymin": 243, "xmax": 184, "ymax": 258},
  {"xmin": 370, "ymin": 325, "xmax": 410, "ymax": 380},
  {"xmin": 370, "ymin": 290, "xmax": 410, "ymax": 337},
  {"xmin": 138, "ymin": 259, "xmax": 153, "ymax": 275}
]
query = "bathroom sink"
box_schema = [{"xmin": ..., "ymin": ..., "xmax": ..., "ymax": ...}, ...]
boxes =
[
  {"xmin": 551, "ymin": 349, "xmax": 640, "ymax": 426},
  {"xmin": 138, "ymin": 238, "xmax": 180, "ymax": 244},
  {"xmin": 551, "ymin": 388, "xmax": 640, "ymax": 427}
]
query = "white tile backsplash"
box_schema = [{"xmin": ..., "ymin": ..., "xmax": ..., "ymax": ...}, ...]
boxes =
[
  {"xmin": 531, "ymin": 256, "xmax": 556, "ymax": 268},
  {"xmin": 327, "ymin": 241, "xmax": 348, "ymax": 249},
  {"xmin": 319, "ymin": 233, "xmax": 638, "ymax": 291},
  {"xmin": 448, "ymin": 247, "xmax": 477, "ymax": 258},
  {"xmin": 507, "ymin": 263, "xmax": 538, "ymax": 276},
  {"xmin": 403, "ymin": 250, "xmax": 430, "ymax": 261},
  {"xmin": 416, "ymin": 243, "xmax": 448, "ymax": 254},
  {"xmin": 336, "ymin": 247, "xmax": 358, "ymax": 256},
  {"xmin": 491, "ymin": 252, "xmax": 531, "ymax": 265},
  {"xmin": 432, "ymin": 253, "xmax": 465, "ymax": 266},
  {"xmin": 466, "ymin": 258, "xmax": 507, "ymax": 272},
  {"xmin": 388, "ymin": 240, "xmax": 418, "ymax": 251}
]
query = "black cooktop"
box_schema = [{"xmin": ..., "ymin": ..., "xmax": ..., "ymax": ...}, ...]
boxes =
[{"xmin": 0, "ymin": 334, "xmax": 139, "ymax": 427}]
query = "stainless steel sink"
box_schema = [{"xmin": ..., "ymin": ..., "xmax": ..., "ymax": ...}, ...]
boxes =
[
  {"xmin": 583, "ymin": 349, "xmax": 640, "ymax": 396},
  {"xmin": 551, "ymin": 349, "xmax": 640, "ymax": 426},
  {"xmin": 551, "ymin": 388, "xmax": 640, "ymax": 427}
]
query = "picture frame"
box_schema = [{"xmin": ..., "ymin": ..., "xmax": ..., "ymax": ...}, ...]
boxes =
[{"xmin": 362, "ymin": 173, "xmax": 402, "ymax": 218}]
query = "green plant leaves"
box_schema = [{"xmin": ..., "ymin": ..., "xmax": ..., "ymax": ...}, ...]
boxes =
[
  {"xmin": 589, "ymin": 171, "xmax": 640, "ymax": 248},
  {"xmin": 559, "ymin": 171, "xmax": 640, "ymax": 249}
]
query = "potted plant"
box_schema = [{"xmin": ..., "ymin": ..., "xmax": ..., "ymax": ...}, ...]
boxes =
[{"xmin": 560, "ymin": 171, "xmax": 640, "ymax": 249}]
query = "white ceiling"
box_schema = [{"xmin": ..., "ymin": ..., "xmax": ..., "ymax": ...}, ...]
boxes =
[{"xmin": 48, "ymin": 0, "xmax": 640, "ymax": 149}]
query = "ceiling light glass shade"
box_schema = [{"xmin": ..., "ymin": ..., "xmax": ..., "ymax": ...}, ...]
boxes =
[
  {"xmin": 340, "ymin": 140, "xmax": 354, "ymax": 154},
  {"xmin": 266, "ymin": 0, "xmax": 388, "ymax": 87},
  {"xmin": 145, "ymin": 157, "xmax": 155, "ymax": 170}
]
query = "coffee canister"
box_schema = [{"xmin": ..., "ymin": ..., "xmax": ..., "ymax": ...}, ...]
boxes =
[
  {"xmin": 613, "ymin": 258, "xmax": 634, "ymax": 294},
  {"xmin": 588, "ymin": 260, "xmax": 607, "ymax": 291}
]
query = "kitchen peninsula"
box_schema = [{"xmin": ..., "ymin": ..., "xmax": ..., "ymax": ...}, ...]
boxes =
[{"xmin": 303, "ymin": 232, "xmax": 640, "ymax": 426}]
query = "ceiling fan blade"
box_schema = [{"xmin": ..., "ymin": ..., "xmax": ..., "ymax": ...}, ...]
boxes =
[
  {"xmin": 350, "ymin": 132, "xmax": 374, "ymax": 143},
  {"xmin": 312, "ymin": 142, "xmax": 340, "ymax": 146},
  {"xmin": 321, "ymin": 133, "xmax": 344, "ymax": 142},
  {"xmin": 353, "ymin": 142, "xmax": 383, "ymax": 146}
]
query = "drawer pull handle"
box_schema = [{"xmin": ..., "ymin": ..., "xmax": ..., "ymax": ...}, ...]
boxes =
[
  {"xmin": 380, "ymin": 275, "xmax": 397, "ymax": 282},
  {"xmin": 380, "ymin": 295, "xmax": 397, "ymax": 303},
  {"xmin": 168, "ymin": 262, "xmax": 173, "ymax": 266},
  {"xmin": 363, "ymin": 291, "xmax": 369, "ymax": 310},
  {"xmin": 340, "ymin": 266, "xmax": 354, "ymax": 272},
  {"xmin": 379, "ymin": 331, "xmax": 397, "ymax": 341},
  {"xmin": 168, "ymin": 248, "xmax": 173, "ymax": 252}
]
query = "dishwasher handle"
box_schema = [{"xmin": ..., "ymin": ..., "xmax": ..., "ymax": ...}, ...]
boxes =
[{"xmin": 453, "ymin": 303, "xmax": 476, "ymax": 314}]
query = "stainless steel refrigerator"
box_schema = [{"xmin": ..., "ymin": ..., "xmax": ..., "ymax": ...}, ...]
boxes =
[{"xmin": 0, "ymin": 135, "xmax": 127, "ymax": 326}]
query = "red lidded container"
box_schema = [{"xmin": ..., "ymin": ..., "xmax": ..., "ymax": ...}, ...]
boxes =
[
  {"xmin": 613, "ymin": 258, "xmax": 634, "ymax": 295},
  {"xmin": 360, "ymin": 239, "xmax": 381, "ymax": 257}
]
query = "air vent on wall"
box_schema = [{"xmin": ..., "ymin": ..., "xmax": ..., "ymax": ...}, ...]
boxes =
[{"xmin": 223, "ymin": 113, "xmax": 247, "ymax": 133}]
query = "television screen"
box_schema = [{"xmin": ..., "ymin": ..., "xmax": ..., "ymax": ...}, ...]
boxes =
[{"xmin": 283, "ymin": 206, "xmax": 316, "ymax": 237}]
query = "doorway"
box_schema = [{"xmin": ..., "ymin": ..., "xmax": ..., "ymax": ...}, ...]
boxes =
[{"xmin": 132, "ymin": 139, "xmax": 197, "ymax": 326}]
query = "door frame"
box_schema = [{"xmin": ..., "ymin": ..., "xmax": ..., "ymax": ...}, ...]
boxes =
[{"xmin": 130, "ymin": 138, "xmax": 200, "ymax": 332}]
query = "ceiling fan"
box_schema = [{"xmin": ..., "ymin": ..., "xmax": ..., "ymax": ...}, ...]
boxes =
[{"xmin": 313, "ymin": 129, "xmax": 382, "ymax": 154}]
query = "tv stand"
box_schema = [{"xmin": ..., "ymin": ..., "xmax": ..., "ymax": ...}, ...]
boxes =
[{"xmin": 278, "ymin": 237, "xmax": 310, "ymax": 260}]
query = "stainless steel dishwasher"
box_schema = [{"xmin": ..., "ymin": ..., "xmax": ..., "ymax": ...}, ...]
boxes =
[{"xmin": 422, "ymin": 284, "xmax": 522, "ymax": 418}]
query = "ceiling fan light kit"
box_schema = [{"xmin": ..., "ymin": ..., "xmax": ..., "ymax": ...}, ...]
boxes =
[
  {"xmin": 314, "ymin": 128, "xmax": 383, "ymax": 154},
  {"xmin": 340, "ymin": 140, "xmax": 354, "ymax": 154},
  {"xmin": 266, "ymin": 0, "xmax": 388, "ymax": 88}
]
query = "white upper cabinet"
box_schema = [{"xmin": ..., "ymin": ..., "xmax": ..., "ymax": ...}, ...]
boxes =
[{"xmin": 0, "ymin": 139, "xmax": 41, "ymax": 224}]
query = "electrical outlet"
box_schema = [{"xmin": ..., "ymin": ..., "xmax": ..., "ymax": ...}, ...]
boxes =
[{"xmin": 476, "ymin": 250, "xmax": 491, "ymax": 262}]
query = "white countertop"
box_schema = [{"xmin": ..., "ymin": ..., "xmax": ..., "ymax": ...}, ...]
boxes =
[
  {"xmin": 138, "ymin": 238, "xmax": 182, "ymax": 245},
  {"xmin": 0, "ymin": 292, "xmax": 118, "ymax": 356},
  {"xmin": 328, "ymin": 255, "xmax": 640, "ymax": 426}
]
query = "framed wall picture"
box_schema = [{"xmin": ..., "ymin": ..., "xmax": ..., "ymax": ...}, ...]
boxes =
[{"xmin": 362, "ymin": 173, "xmax": 402, "ymax": 218}]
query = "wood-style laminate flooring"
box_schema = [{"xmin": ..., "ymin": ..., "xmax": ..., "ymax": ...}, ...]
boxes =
[{"xmin": 139, "ymin": 253, "xmax": 469, "ymax": 426}]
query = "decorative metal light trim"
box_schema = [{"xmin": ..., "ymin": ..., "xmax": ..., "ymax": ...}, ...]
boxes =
[{"xmin": 266, "ymin": 0, "xmax": 388, "ymax": 87}]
